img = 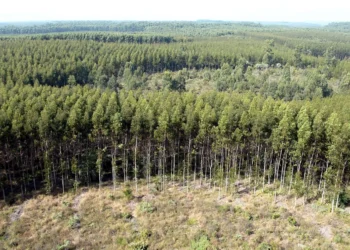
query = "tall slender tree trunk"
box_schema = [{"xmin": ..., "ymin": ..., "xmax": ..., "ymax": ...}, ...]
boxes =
[
  {"xmin": 288, "ymin": 160, "xmax": 294, "ymax": 195},
  {"xmin": 297, "ymin": 152, "xmax": 303, "ymax": 173},
  {"xmin": 147, "ymin": 140, "xmax": 151, "ymax": 190},
  {"xmin": 162, "ymin": 138, "xmax": 166, "ymax": 192},
  {"xmin": 124, "ymin": 135, "xmax": 128, "ymax": 182},
  {"xmin": 31, "ymin": 146, "xmax": 36, "ymax": 191},
  {"xmin": 134, "ymin": 136, "xmax": 138, "ymax": 193},
  {"xmin": 96, "ymin": 143, "xmax": 103, "ymax": 190},
  {"xmin": 209, "ymin": 157, "xmax": 213, "ymax": 189},
  {"xmin": 274, "ymin": 149, "xmax": 283, "ymax": 184},
  {"xmin": 112, "ymin": 154, "xmax": 117, "ymax": 191},
  {"xmin": 187, "ymin": 138, "xmax": 191, "ymax": 193},
  {"xmin": 263, "ymin": 147, "xmax": 267, "ymax": 189},
  {"xmin": 2, "ymin": 187, "xmax": 5, "ymax": 201}
]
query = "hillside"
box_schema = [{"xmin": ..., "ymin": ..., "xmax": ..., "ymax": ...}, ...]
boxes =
[{"xmin": 1, "ymin": 182, "xmax": 350, "ymax": 249}]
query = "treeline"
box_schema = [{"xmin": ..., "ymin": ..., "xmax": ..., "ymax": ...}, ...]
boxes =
[
  {"xmin": 325, "ymin": 22, "xmax": 350, "ymax": 32},
  {"xmin": 0, "ymin": 21, "xmax": 146, "ymax": 34},
  {"xmin": 0, "ymin": 84, "xmax": 349, "ymax": 210},
  {"xmin": 0, "ymin": 33, "xmax": 187, "ymax": 44},
  {"xmin": 242, "ymin": 30, "xmax": 350, "ymax": 60},
  {"xmin": 0, "ymin": 21, "xmax": 262, "ymax": 35},
  {"xmin": 1, "ymin": 37, "xmax": 347, "ymax": 87}
]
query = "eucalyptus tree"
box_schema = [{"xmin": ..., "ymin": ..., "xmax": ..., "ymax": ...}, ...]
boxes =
[
  {"xmin": 92, "ymin": 92, "xmax": 109, "ymax": 189},
  {"xmin": 325, "ymin": 112, "xmax": 344, "ymax": 212}
]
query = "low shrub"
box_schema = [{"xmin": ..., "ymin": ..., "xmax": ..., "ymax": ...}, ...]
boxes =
[
  {"xmin": 128, "ymin": 229, "xmax": 151, "ymax": 250},
  {"xmin": 190, "ymin": 235, "xmax": 211, "ymax": 250},
  {"xmin": 123, "ymin": 187, "xmax": 133, "ymax": 201},
  {"xmin": 56, "ymin": 240, "xmax": 73, "ymax": 250},
  {"xmin": 217, "ymin": 205, "xmax": 231, "ymax": 213},
  {"xmin": 116, "ymin": 237, "xmax": 128, "ymax": 247},
  {"xmin": 257, "ymin": 242, "xmax": 272, "ymax": 250},
  {"xmin": 121, "ymin": 212, "xmax": 133, "ymax": 220},
  {"xmin": 272, "ymin": 213, "xmax": 280, "ymax": 219},
  {"xmin": 187, "ymin": 218, "xmax": 197, "ymax": 226},
  {"xmin": 287, "ymin": 216, "xmax": 298, "ymax": 227},
  {"xmin": 139, "ymin": 202, "xmax": 156, "ymax": 213},
  {"xmin": 333, "ymin": 234, "xmax": 343, "ymax": 244},
  {"xmin": 68, "ymin": 214, "xmax": 80, "ymax": 229},
  {"xmin": 339, "ymin": 189, "xmax": 350, "ymax": 208}
]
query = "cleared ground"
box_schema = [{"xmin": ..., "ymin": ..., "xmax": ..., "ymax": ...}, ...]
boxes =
[{"xmin": 1, "ymin": 181, "xmax": 350, "ymax": 249}]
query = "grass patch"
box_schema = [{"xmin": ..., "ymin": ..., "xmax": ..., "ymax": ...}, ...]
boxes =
[{"xmin": 187, "ymin": 218, "xmax": 197, "ymax": 226}]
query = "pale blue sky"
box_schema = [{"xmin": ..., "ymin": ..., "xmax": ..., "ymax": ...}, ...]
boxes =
[{"xmin": 0, "ymin": 0, "xmax": 349, "ymax": 22}]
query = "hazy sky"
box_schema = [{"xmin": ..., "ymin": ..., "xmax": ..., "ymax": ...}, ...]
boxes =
[{"xmin": 0, "ymin": 0, "xmax": 349, "ymax": 22}]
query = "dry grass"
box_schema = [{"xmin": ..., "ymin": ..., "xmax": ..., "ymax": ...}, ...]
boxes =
[{"xmin": 0, "ymin": 182, "xmax": 350, "ymax": 249}]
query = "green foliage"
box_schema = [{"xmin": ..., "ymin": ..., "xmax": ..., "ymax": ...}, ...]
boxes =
[
  {"xmin": 62, "ymin": 201, "xmax": 70, "ymax": 207},
  {"xmin": 116, "ymin": 237, "xmax": 128, "ymax": 247},
  {"xmin": 138, "ymin": 202, "xmax": 156, "ymax": 213},
  {"xmin": 245, "ymin": 212, "xmax": 254, "ymax": 221},
  {"xmin": 0, "ymin": 22, "xmax": 349, "ymax": 96},
  {"xmin": 129, "ymin": 241, "xmax": 148, "ymax": 250},
  {"xmin": 0, "ymin": 25, "xmax": 350, "ymax": 208},
  {"xmin": 187, "ymin": 218, "xmax": 197, "ymax": 226},
  {"xmin": 257, "ymin": 242, "xmax": 273, "ymax": 250},
  {"xmin": 287, "ymin": 216, "xmax": 298, "ymax": 227},
  {"xmin": 121, "ymin": 212, "xmax": 133, "ymax": 220},
  {"xmin": 190, "ymin": 235, "xmax": 211, "ymax": 250},
  {"xmin": 333, "ymin": 234, "xmax": 343, "ymax": 244},
  {"xmin": 293, "ymin": 171, "xmax": 305, "ymax": 197},
  {"xmin": 272, "ymin": 213, "xmax": 280, "ymax": 219},
  {"xmin": 108, "ymin": 194, "xmax": 116, "ymax": 200},
  {"xmin": 123, "ymin": 187, "xmax": 133, "ymax": 201},
  {"xmin": 56, "ymin": 240, "xmax": 73, "ymax": 250},
  {"xmin": 68, "ymin": 214, "xmax": 80, "ymax": 229},
  {"xmin": 339, "ymin": 189, "xmax": 350, "ymax": 208},
  {"xmin": 128, "ymin": 230, "xmax": 151, "ymax": 250},
  {"xmin": 233, "ymin": 206, "xmax": 243, "ymax": 214},
  {"xmin": 67, "ymin": 75, "xmax": 76, "ymax": 86},
  {"xmin": 217, "ymin": 205, "xmax": 231, "ymax": 213},
  {"xmin": 246, "ymin": 228, "xmax": 254, "ymax": 235}
]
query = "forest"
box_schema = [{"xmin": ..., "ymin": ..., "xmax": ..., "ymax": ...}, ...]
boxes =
[
  {"xmin": 0, "ymin": 21, "xmax": 350, "ymax": 209},
  {"xmin": 1, "ymin": 83, "xmax": 350, "ymax": 208},
  {"xmin": 1, "ymin": 20, "xmax": 350, "ymax": 250}
]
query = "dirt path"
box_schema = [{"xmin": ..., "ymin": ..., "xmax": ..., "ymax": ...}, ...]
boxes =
[
  {"xmin": 73, "ymin": 189, "xmax": 88, "ymax": 211},
  {"xmin": 9, "ymin": 201, "xmax": 27, "ymax": 223},
  {"xmin": 319, "ymin": 225, "xmax": 333, "ymax": 239}
]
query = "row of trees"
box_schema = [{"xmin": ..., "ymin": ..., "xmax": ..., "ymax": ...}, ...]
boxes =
[
  {"xmin": 0, "ymin": 33, "xmax": 185, "ymax": 44},
  {"xmin": 0, "ymin": 21, "xmax": 264, "ymax": 35},
  {"xmin": 1, "ymin": 21, "xmax": 349, "ymax": 58},
  {"xmin": 0, "ymin": 84, "xmax": 349, "ymax": 210},
  {"xmin": 244, "ymin": 30, "xmax": 350, "ymax": 60}
]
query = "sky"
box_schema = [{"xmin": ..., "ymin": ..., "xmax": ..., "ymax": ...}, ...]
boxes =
[{"xmin": 0, "ymin": 0, "xmax": 349, "ymax": 23}]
